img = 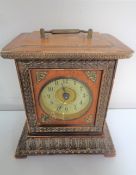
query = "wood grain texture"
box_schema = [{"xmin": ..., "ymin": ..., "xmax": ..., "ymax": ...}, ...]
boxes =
[{"xmin": 1, "ymin": 31, "xmax": 133, "ymax": 60}]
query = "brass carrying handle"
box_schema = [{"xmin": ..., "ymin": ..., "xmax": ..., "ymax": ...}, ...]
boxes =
[{"xmin": 40, "ymin": 28, "xmax": 93, "ymax": 39}]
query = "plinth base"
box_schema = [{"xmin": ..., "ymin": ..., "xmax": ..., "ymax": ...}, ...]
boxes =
[{"xmin": 15, "ymin": 122, "xmax": 115, "ymax": 158}]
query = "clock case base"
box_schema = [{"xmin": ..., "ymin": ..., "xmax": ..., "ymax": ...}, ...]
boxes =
[{"xmin": 15, "ymin": 122, "xmax": 116, "ymax": 158}]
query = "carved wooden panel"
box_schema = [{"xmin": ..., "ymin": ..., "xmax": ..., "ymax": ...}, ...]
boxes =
[
  {"xmin": 15, "ymin": 59, "xmax": 117, "ymax": 134},
  {"xmin": 15, "ymin": 122, "xmax": 116, "ymax": 157}
]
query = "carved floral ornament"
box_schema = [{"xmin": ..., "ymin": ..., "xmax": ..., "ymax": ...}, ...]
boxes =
[
  {"xmin": 36, "ymin": 71, "xmax": 48, "ymax": 83},
  {"xmin": 85, "ymin": 71, "xmax": 97, "ymax": 82}
]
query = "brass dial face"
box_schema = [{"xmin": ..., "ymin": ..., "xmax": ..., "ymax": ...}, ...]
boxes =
[{"xmin": 39, "ymin": 78, "xmax": 92, "ymax": 120}]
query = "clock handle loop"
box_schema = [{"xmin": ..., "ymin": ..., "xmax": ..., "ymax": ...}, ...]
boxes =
[{"xmin": 40, "ymin": 28, "xmax": 93, "ymax": 39}]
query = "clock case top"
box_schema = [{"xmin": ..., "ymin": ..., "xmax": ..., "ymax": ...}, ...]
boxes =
[
  {"xmin": 0, "ymin": 30, "xmax": 133, "ymax": 136},
  {"xmin": 1, "ymin": 30, "xmax": 133, "ymax": 60}
]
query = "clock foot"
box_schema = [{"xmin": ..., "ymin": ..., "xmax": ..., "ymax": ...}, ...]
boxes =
[
  {"xmin": 104, "ymin": 152, "xmax": 116, "ymax": 157},
  {"xmin": 15, "ymin": 154, "xmax": 27, "ymax": 159},
  {"xmin": 15, "ymin": 121, "xmax": 116, "ymax": 158}
]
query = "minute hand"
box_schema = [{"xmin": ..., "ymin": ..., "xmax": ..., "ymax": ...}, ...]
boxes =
[{"xmin": 56, "ymin": 99, "xmax": 66, "ymax": 112}]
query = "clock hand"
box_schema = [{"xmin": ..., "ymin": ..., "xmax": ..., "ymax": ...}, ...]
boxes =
[
  {"xmin": 61, "ymin": 83, "xmax": 66, "ymax": 93},
  {"xmin": 56, "ymin": 99, "xmax": 67, "ymax": 120},
  {"xmin": 57, "ymin": 99, "xmax": 66, "ymax": 111},
  {"xmin": 61, "ymin": 83, "xmax": 70, "ymax": 100}
]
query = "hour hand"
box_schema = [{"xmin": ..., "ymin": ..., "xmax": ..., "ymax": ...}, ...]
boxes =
[{"xmin": 61, "ymin": 83, "xmax": 66, "ymax": 92}]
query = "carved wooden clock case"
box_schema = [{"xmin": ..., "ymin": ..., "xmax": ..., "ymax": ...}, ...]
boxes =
[{"xmin": 1, "ymin": 28, "xmax": 133, "ymax": 158}]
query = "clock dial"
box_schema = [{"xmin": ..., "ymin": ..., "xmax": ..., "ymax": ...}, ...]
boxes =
[{"xmin": 39, "ymin": 78, "xmax": 92, "ymax": 120}]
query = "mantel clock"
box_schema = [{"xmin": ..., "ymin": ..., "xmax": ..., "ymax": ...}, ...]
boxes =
[{"xmin": 1, "ymin": 28, "xmax": 133, "ymax": 158}]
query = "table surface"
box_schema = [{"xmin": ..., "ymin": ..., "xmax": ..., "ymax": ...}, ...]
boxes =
[{"xmin": 0, "ymin": 109, "xmax": 136, "ymax": 175}]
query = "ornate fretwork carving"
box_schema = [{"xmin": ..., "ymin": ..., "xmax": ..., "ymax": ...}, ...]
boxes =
[
  {"xmin": 15, "ymin": 59, "xmax": 116, "ymax": 133},
  {"xmin": 1, "ymin": 51, "xmax": 131, "ymax": 60},
  {"xmin": 15, "ymin": 122, "xmax": 116, "ymax": 158}
]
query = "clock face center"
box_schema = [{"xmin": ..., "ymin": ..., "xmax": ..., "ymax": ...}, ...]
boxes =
[
  {"xmin": 55, "ymin": 87, "xmax": 76, "ymax": 104},
  {"xmin": 63, "ymin": 92, "xmax": 70, "ymax": 100}
]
